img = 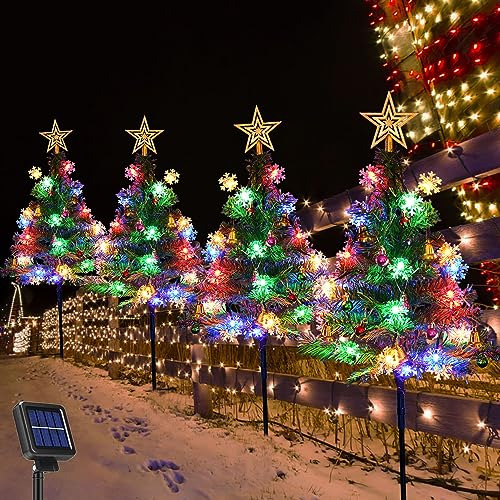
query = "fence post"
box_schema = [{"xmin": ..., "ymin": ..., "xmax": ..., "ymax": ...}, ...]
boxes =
[
  {"xmin": 191, "ymin": 336, "xmax": 212, "ymax": 418},
  {"xmin": 107, "ymin": 296, "xmax": 121, "ymax": 379}
]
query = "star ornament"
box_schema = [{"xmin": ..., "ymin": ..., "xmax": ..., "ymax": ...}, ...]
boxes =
[
  {"xmin": 126, "ymin": 116, "xmax": 164, "ymax": 154},
  {"xmin": 234, "ymin": 105, "xmax": 281, "ymax": 153},
  {"xmin": 39, "ymin": 120, "xmax": 72, "ymax": 153},
  {"xmin": 360, "ymin": 92, "xmax": 417, "ymax": 150}
]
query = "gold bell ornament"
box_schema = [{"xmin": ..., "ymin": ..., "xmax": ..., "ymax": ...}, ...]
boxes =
[
  {"xmin": 423, "ymin": 239, "xmax": 435, "ymax": 261},
  {"xmin": 358, "ymin": 226, "xmax": 370, "ymax": 243},
  {"xmin": 193, "ymin": 303, "xmax": 205, "ymax": 320},
  {"xmin": 228, "ymin": 227, "xmax": 237, "ymax": 245},
  {"xmin": 167, "ymin": 213, "xmax": 176, "ymax": 229}
]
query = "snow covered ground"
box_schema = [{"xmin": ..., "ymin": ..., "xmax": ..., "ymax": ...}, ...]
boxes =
[{"xmin": 0, "ymin": 356, "xmax": 484, "ymax": 499}]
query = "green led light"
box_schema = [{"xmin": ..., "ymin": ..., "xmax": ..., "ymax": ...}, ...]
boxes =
[
  {"xmin": 47, "ymin": 214, "xmax": 63, "ymax": 227},
  {"xmin": 144, "ymin": 226, "xmax": 161, "ymax": 241},
  {"xmin": 237, "ymin": 187, "xmax": 253, "ymax": 207},
  {"xmin": 400, "ymin": 192, "xmax": 424, "ymax": 215},
  {"xmin": 40, "ymin": 177, "xmax": 55, "ymax": 191},
  {"xmin": 246, "ymin": 240, "xmax": 266, "ymax": 259},
  {"xmin": 80, "ymin": 259, "xmax": 94, "ymax": 273},
  {"xmin": 389, "ymin": 257, "xmax": 414, "ymax": 280},
  {"xmin": 292, "ymin": 305, "xmax": 313, "ymax": 324},
  {"xmin": 150, "ymin": 181, "xmax": 166, "ymax": 197},
  {"xmin": 51, "ymin": 237, "xmax": 69, "ymax": 256}
]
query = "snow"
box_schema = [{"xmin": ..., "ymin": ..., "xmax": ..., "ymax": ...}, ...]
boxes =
[{"xmin": 0, "ymin": 356, "xmax": 478, "ymax": 499}]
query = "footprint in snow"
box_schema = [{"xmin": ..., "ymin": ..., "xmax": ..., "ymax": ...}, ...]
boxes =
[{"xmin": 144, "ymin": 459, "xmax": 185, "ymax": 494}]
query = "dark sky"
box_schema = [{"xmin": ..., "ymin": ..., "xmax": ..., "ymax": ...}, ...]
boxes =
[{"xmin": 0, "ymin": 2, "xmax": 469, "ymax": 316}]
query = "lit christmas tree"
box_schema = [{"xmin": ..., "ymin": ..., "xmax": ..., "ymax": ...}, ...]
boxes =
[
  {"xmin": 4, "ymin": 120, "xmax": 104, "ymax": 358},
  {"xmin": 300, "ymin": 93, "xmax": 497, "ymax": 499},
  {"xmin": 197, "ymin": 106, "xmax": 328, "ymax": 435},
  {"xmin": 89, "ymin": 116, "xmax": 202, "ymax": 390}
]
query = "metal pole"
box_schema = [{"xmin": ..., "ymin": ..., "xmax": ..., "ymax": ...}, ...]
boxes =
[
  {"xmin": 56, "ymin": 282, "xmax": 63, "ymax": 358},
  {"xmin": 395, "ymin": 373, "xmax": 406, "ymax": 500},
  {"xmin": 148, "ymin": 304, "xmax": 157, "ymax": 391},
  {"xmin": 259, "ymin": 336, "xmax": 269, "ymax": 436},
  {"xmin": 33, "ymin": 470, "xmax": 43, "ymax": 500}
]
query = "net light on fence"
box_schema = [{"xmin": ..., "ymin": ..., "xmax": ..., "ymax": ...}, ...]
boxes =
[{"xmin": 422, "ymin": 408, "xmax": 433, "ymax": 419}]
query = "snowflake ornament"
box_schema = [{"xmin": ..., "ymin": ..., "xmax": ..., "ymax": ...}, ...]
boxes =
[
  {"xmin": 437, "ymin": 242, "xmax": 461, "ymax": 265},
  {"xmin": 417, "ymin": 171, "xmax": 442, "ymax": 196},
  {"xmin": 218, "ymin": 173, "xmax": 238, "ymax": 192},
  {"xmin": 164, "ymin": 169, "xmax": 180, "ymax": 185},
  {"xmin": 28, "ymin": 166, "xmax": 43, "ymax": 180}
]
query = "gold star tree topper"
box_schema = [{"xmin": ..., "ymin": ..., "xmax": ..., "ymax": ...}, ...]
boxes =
[
  {"xmin": 39, "ymin": 120, "xmax": 73, "ymax": 153},
  {"xmin": 126, "ymin": 115, "xmax": 164, "ymax": 155},
  {"xmin": 234, "ymin": 105, "xmax": 281, "ymax": 154},
  {"xmin": 360, "ymin": 92, "xmax": 417, "ymax": 151}
]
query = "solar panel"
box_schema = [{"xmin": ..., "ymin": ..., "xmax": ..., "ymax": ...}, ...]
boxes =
[
  {"xmin": 13, "ymin": 401, "xmax": 76, "ymax": 461},
  {"xmin": 26, "ymin": 408, "xmax": 71, "ymax": 449}
]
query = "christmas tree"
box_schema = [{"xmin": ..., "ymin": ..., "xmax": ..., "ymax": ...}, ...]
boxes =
[
  {"xmin": 4, "ymin": 120, "xmax": 104, "ymax": 357},
  {"xmin": 299, "ymin": 93, "xmax": 497, "ymax": 499},
  {"xmin": 197, "ymin": 106, "xmax": 328, "ymax": 434},
  {"xmin": 89, "ymin": 116, "xmax": 202, "ymax": 389}
]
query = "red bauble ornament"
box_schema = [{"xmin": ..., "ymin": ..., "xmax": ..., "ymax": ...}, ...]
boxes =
[
  {"xmin": 122, "ymin": 269, "xmax": 130, "ymax": 278},
  {"xmin": 136, "ymin": 222, "xmax": 144, "ymax": 231},
  {"xmin": 287, "ymin": 292, "xmax": 297, "ymax": 301},
  {"xmin": 376, "ymin": 252, "xmax": 389, "ymax": 266},
  {"xmin": 426, "ymin": 327, "xmax": 437, "ymax": 340},
  {"xmin": 355, "ymin": 324, "xmax": 365, "ymax": 335},
  {"xmin": 76, "ymin": 250, "xmax": 83, "ymax": 257},
  {"xmin": 266, "ymin": 235, "xmax": 277, "ymax": 246},
  {"xmin": 400, "ymin": 215, "xmax": 409, "ymax": 225}
]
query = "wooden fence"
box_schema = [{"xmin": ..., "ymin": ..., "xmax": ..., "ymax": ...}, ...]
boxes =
[
  {"xmin": 105, "ymin": 348, "xmax": 500, "ymax": 449},
  {"xmin": 35, "ymin": 291, "xmax": 500, "ymax": 449}
]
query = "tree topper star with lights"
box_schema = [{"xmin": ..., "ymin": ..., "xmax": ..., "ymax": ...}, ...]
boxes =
[
  {"xmin": 360, "ymin": 92, "xmax": 417, "ymax": 151},
  {"xmin": 234, "ymin": 105, "xmax": 281, "ymax": 154},
  {"xmin": 39, "ymin": 120, "xmax": 73, "ymax": 153},
  {"xmin": 126, "ymin": 116, "xmax": 164, "ymax": 155}
]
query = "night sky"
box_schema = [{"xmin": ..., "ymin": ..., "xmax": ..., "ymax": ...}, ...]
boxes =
[{"xmin": 0, "ymin": 3, "xmax": 467, "ymax": 317}]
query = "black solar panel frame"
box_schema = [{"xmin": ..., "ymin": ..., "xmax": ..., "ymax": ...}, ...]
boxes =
[{"xmin": 13, "ymin": 401, "xmax": 76, "ymax": 461}]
